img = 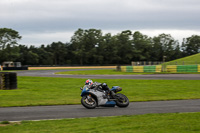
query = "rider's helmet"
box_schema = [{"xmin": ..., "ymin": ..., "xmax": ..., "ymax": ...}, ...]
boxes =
[{"xmin": 85, "ymin": 79, "xmax": 93, "ymax": 86}]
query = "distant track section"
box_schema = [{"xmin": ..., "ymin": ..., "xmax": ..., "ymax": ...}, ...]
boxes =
[
  {"xmin": 16, "ymin": 69, "xmax": 200, "ymax": 80},
  {"xmin": 28, "ymin": 66, "xmax": 116, "ymax": 70}
]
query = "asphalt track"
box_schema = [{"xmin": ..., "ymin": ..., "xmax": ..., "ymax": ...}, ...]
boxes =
[
  {"xmin": 16, "ymin": 69, "xmax": 200, "ymax": 80},
  {"xmin": 0, "ymin": 69, "xmax": 199, "ymax": 121},
  {"xmin": 1, "ymin": 99, "xmax": 200, "ymax": 121}
]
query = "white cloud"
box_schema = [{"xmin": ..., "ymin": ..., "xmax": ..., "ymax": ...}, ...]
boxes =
[{"xmin": 20, "ymin": 31, "xmax": 74, "ymax": 46}]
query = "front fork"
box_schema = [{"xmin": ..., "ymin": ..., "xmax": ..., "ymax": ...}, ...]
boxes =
[{"xmin": 86, "ymin": 94, "xmax": 93, "ymax": 102}]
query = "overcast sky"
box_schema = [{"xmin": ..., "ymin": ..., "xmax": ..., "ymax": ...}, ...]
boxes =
[{"xmin": 1, "ymin": 0, "xmax": 200, "ymax": 46}]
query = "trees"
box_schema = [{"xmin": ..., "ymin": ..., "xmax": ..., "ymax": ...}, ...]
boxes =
[
  {"xmin": 48, "ymin": 42, "xmax": 67, "ymax": 65},
  {"xmin": 115, "ymin": 30, "xmax": 133, "ymax": 64},
  {"xmin": 17, "ymin": 45, "xmax": 39, "ymax": 65},
  {"xmin": 36, "ymin": 46, "xmax": 53, "ymax": 65},
  {"xmin": 26, "ymin": 51, "xmax": 39, "ymax": 65},
  {"xmin": 1, "ymin": 28, "xmax": 199, "ymax": 66},
  {"xmin": 182, "ymin": 35, "xmax": 200, "ymax": 56},
  {"xmin": 132, "ymin": 31, "xmax": 152, "ymax": 61},
  {"xmin": 70, "ymin": 28, "xmax": 103, "ymax": 65},
  {"xmin": 100, "ymin": 33, "xmax": 119, "ymax": 64},
  {"xmin": 152, "ymin": 34, "xmax": 179, "ymax": 61},
  {"xmin": 0, "ymin": 28, "xmax": 21, "ymax": 62},
  {"xmin": 0, "ymin": 28, "xmax": 21, "ymax": 50}
]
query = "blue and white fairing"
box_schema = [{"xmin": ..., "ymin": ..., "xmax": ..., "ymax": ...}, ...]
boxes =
[
  {"xmin": 111, "ymin": 86, "xmax": 120, "ymax": 92},
  {"xmin": 80, "ymin": 85, "xmax": 90, "ymax": 97},
  {"xmin": 81, "ymin": 85, "xmax": 116, "ymax": 107}
]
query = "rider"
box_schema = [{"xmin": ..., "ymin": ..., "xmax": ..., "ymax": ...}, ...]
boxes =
[{"xmin": 85, "ymin": 79, "xmax": 111, "ymax": 98}]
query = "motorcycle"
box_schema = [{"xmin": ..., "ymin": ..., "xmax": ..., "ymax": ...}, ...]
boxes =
[{"xmin": 80, "ymin": 83, "xmax": 129, "ymax": 109}]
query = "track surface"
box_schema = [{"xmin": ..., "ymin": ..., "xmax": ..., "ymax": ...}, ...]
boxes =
[
  {"xmin": 0, "ymin": 69, "xmax": 198, "ymax": 121},
  {"xmin": 1, "ymin": 99, "xmax": 200, "ymax": 121},
  {"xmin": 16, "ymin": 69, "xmax": 200, "ymax": 80}
]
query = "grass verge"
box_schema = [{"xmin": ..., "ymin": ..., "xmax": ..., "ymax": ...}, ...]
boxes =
[
  {"xmin": 55, "ymin": 69, "xmax": 142, "ymax": 75},
  {"xmin": 0, "ymin": 112, "xmax": 200, "ymax": 133},
  {"xmin": 163, "ymin": 53, "xmax": 200, "ymax": 65},
  {"xmin": 0, "ymin": 76, "xmax": 200, "ymax": 107}
]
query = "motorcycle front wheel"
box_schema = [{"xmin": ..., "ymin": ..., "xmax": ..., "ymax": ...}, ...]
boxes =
[
  {"xmin": 115, "ymin": 93, "xmax": 129, "ymax": 108},
  {"xmin": 81, "ymin": 95, "xmax": 97, "ymax": 109}
]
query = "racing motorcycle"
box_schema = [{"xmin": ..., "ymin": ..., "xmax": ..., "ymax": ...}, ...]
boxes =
[{"xmin": 80, "ymin": 83, "xmax": 129, "ymax": 109}]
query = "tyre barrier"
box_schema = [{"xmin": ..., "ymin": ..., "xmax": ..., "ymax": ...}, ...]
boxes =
[
  {"xmin": 0, "ymin": 72, "xmax": 17, "ymax": 90},
  {"xmin": 166, "ymin": 65, "xmax": 200, "ymax": 72},
  {"xmin": 120, "ymin": 65, "xmax": 162, "ymax": 72},
  {"xmin": 3, "ymin": 67, "xmax": 28, "ymax": 70}
]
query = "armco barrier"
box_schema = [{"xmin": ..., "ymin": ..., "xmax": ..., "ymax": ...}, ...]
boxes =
[
  {"xmin": 166, "ymin": 65, "xmax": 177, "ymax": 72},
  {"xmin": 133, "ymin": 66, "xmax": 144, "ymax": 72},
  {"xmin": 144, "ymin": 66, "xmax": 155, "ymax": 72},
  {"xmin": 3, "ymin": 67, "xmax": 28, "ymax": 70},
  {"xmin": 119, "ymin": 65, "xmax": 162, "ymax": 72},
  {"xmin": 121, "ymin": 66, "xmax": 126, "ymax": 72},
  {"xmin": 199, "ymin": 65, "xmax": 200, "ymax": 72},
  {"xmin": 166, "ymin": 65, "xmax": 200, "ymax": 72},
  {"xmin": 156, "ymin": 65, "xmax": 162, "ymax": 72},
  {"xmin": 120, "ymin": 65, "xmax": 200, "ymax": 73},
  {"xmin": 126, "ymin": 66, "xmax": 133, "ymax": 72},
  {"xmin": 177, "ymin": 65, "xmax": 198, "ymax": 72}
]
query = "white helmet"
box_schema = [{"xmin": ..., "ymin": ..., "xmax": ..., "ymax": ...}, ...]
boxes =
[{"xmin": 85, "ymin": 79, "xmax": 93, "ymax": 86}]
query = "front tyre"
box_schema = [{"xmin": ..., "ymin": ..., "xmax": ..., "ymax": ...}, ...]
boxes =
[
  {"xmin": 81, "ymin": 95, "xmax": 97, "ymax": 109},
  {"xmin": 115, "ymin": 93, "xmax": 129, "ymax": 108}
]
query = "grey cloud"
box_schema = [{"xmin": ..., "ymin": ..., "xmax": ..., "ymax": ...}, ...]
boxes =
[
  {"xmin": 0, "ymin": 0, "xmax": 200, "ymax": 45},
  {"xmin": 1, "ymin": 0, "xmax": 199, "ymax": 30}
]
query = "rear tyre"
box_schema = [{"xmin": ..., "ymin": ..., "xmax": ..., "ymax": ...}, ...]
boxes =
[
  {"xmin": 115, "ymin": 93, "xmax": 129, "ymax": 108},
  {"xmin": 81, "ymin": 95, "xmax": 97, "ymax": 109}
]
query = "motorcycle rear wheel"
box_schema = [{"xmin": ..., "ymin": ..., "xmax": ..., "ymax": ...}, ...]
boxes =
[
  {"xmin": 81, "ymin": 95, "xmax": 97, "ymax": 109},
  {"xmin": 115, "ymin": 93, "xmax": 129, "ymax": 107}
]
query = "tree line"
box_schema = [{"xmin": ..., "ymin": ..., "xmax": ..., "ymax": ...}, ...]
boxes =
[{"xmin": 0, "ymin": 28, "xmax": 200, "ymax": 65}]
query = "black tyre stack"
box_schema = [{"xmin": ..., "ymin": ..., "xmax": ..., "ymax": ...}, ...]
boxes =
[
  {"xmin": 116, "ymin": 65, "xmax": 121, "ymax": 71},
  {"xmin": 0, "ymin": 72, "xmax": 17, "ymax": 90}
]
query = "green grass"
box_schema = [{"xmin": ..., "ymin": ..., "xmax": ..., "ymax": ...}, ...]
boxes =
[
  {"xmin": 164, "ymin": 53, "xmax": 200, "ymax": 65},
  {"xmin": 55, "ymin": 69, "xmax": 154, "ymax": 75},
  {"xmin": 0, "ymin": 76, "xmax": 200, "ymax": 107},
  {"xmin": 0, "ymin": 70, "xmax": 22, "ymax": 72},
  {"xmin": 1, "ymin": 112, "xmax": 200, "ymax": 133}
]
